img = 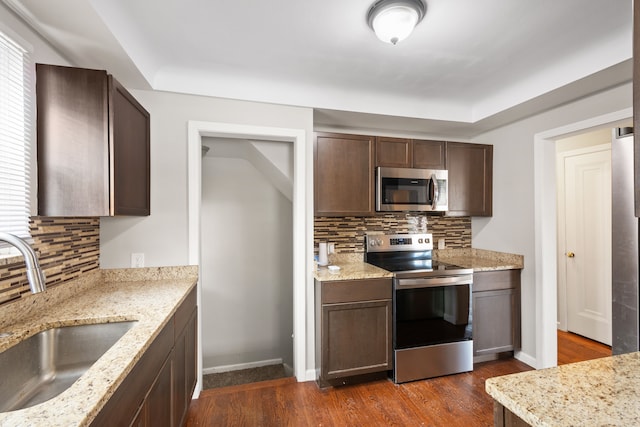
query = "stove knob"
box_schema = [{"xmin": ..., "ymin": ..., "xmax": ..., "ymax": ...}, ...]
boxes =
[
  {"xmin": 369, "ymin": 240, "xmax": 376, "ymax": 247},
  {"xmin": 376, "ymin": 239, "xmax": 383, "ymax": 246},
  {"xmin": 418, "ymin": 238, "xmax": 423, "ymax": 244}
]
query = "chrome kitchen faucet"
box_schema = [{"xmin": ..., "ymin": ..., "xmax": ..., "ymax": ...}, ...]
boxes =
[{"xmin": 0, "ymin": 232, "xmax": 46, "ymax": 294}]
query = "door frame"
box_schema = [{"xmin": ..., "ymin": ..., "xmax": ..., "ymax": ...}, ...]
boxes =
[
  {"xmin": 556, "ymin": 143, "xmax": 612, "ymax": 336},
  {"xmin": 534, "ymin": 107, "xmax": 631, "ymax": 369},
  {"xmin": 187, "ymin": 121, "xmax": 312, "ymax": 396}
]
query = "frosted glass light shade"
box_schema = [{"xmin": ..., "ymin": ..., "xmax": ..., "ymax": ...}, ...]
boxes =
[{"xmin": 367, "ymin": 0, "xmax": 426, "ymax": 45}]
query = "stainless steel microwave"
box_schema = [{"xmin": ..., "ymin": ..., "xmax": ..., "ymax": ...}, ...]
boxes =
[{"xmin": 376, "ymin": 167, "xmax": 448, "ymax": 212}]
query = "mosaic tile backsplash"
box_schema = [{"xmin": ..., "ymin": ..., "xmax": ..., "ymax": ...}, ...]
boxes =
[
  {"xmin": 314, "ymin": 213, "xmax": 471, "ymax": 253},
  {"xmin": 0, "ymin": 217, "xmax": 100, "ymax": 305}
]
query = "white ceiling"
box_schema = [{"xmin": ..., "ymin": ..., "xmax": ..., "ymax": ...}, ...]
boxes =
[{"xmin": 3, "ymin": 0, "xmax": 633, "ymax": 138}]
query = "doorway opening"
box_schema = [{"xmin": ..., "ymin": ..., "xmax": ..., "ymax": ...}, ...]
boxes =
[
  {"xmin": 187, "ymin": 121, "xmax": 311, "ymax": 397},
  {"xmin": 534, "ymin": 107, "xmax": 631, "ymax": 369},
  {"xmin": 200, "ymin": 137, "xmax": 294, "ymax": 388}
]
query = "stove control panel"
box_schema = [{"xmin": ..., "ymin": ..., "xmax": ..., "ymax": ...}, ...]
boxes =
[{"xmin": 365, "ymin": 233, "xmax": 433, "ymax": 252}]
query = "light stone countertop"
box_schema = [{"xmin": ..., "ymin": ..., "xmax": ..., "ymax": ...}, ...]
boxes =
[
  {"xmin": 485, "ymin": 352, "xmax": 640, "ymax": 426},
  {"xmin": 0, "ymin": 266, "xmax": 198, "ymax": 427},
  {"xmin": 313, "ymin": 248, "xmax": 523, "ymax": 282},
  {"xmin": 434, "ymin": 248, "xmax": 524, "ymax": 271},
  {"xmin": 314, "ymin": 253, "xmax": 393, "ymax": 282}
]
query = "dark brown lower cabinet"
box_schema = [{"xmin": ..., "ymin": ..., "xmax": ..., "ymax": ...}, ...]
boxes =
[
  {"xmin": 473, "ymin": 270, "xmax": 521, "ymax": 361},
  {"xmin": 90, "ymin": 288, "xmax": 197, "ymax": 427},
  {"xmin": 315, "ymin": 278, "xmax": 392, "ymax": 387},
  {"xmin": 494, "ymin": 402, "xmax": 531, "ymax": 426},
  {"xmin": 146, "ymin": 352, "xmax": 174, "ymax": 426},
  {"xmin": 174, "ymin": 309, "xmax": 197, "ymax": 427}
]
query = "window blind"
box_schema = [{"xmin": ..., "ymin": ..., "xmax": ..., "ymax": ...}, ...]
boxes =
[{"xmin": 0, "ymin": 30, "xmax": 31, "ymax": 240}]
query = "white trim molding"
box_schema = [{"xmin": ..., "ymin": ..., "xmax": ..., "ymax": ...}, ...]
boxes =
[
  {"xmin": 533, "ymin": 107, "xmax": 632, "ymax": 369},
  {"xmin": 187, "ymin": 120, "xmax": 312, "ymax": 397}
]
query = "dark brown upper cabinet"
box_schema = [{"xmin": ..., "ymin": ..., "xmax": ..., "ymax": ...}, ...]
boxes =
[
  {"xmin": 376, "ymin": 137, "xmax": 446, "ymax": 170},
  {"xmin": 314, "ymin": 132, "xmax": 375, "ymax": 216},
  {"xmin": 446, "ymin": 142, "xmax": 493, "ymax": 216},
  {"xmin": 36, "ymin": 64, "xmax": 150, "ymax": 217},
  {"xmin": 412, "ymin": 139, "xmax": 446, "ymax": 169},
  {"xmin": 375, "ymin": 137, "xmax": 412, "ymax": 167}
]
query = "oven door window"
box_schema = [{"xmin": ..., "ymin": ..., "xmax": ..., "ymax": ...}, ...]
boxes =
[
  {"xmin": 394, "ymin": 284, "xmax": 472, "ymax": 349},
  {"xmin": 381, "ymin": 177, "xmax": 431, "ymax": 205}
]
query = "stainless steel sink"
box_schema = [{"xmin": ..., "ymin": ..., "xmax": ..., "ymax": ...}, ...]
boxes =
[{"xmin": 0, "ymin": 320, "xmax": 137, "ymax": 412}]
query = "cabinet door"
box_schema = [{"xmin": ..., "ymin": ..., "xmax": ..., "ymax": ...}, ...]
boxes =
[
  {"xmin": 413, "ymin": 139, "xmax": 446, "ymax": 169},
  {"xmin": 185, "ymin": 310, "xmax": 197, "ymax": 398},
  {"xmin": 446, "ymin": 142, "xmax": 493, "ymax": 216},
  {"xmin": 146, "ymin": 351, "xmax": 173, "ymax": 427},
  {"xmin": 473, "ymin": 289, "xmax": 517, "ymax": 356},
  {"xmin": 131, "ymin": 404, "xmax": 146, "ymax": 427},
  {"xmin": 36, "ymin": 64, "xmax": 110, "ymax": 216},
  {"xmin": 110, "ymin": 77, "xmax": 151, "ymax": 216},
  {"xmin": 314, "ymin": 132, "xmax": 375, "ymax": 216},
  {"xmin": 173, "ymin": 309, "xmax": 197, "ymax": 427},
  {"xmin": 89, "ymin": 321, "xmax": 174, "ymax": 427},
  {"xmin": 376, "ymin": 137, "xmax": 412, "ymax": 167},
  {"xmin": 322, "ymin": 300, "xmax": 392, "ymax": 380},
  {"xmin": 36, "ymin": 64, "xmax": 150, "ymax": 217}
]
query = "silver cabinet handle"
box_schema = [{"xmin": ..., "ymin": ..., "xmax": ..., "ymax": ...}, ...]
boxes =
[
  {"xmin": 431, "ymin": 174, "xmax": 439, "ymax": 210},
  {"xmin": 396, "ymin": 274, "xmax": 473, "ymax": 289}
]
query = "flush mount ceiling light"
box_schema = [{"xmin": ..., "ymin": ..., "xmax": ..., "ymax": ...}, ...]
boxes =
[{"xmin": 367, "ymin": 0, "xmax": 426, "ymax": 45}]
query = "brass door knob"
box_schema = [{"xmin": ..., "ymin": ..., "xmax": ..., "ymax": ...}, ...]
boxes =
[{"xmin": 567, "ymin": 252, "xmax": 575, "ymax": 258}]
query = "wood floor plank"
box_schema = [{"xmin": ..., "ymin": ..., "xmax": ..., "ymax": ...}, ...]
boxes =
[
  {"xmin": 187, "ymin": 358, "xmax": 532, "ymax": 426},
  {"xmin": 188, "ymin": 333, "xmax": 609, "ymax": 426},
  {"xmin": 557, "ymin": 330, "xmax": 611, "ymax": 365}
]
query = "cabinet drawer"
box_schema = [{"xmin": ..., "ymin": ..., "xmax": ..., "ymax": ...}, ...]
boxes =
[
  {"xmin": 473, "ymin": 270, "xmax": 520, "ymax": 292},
  {"xmin": 322, "ymin": 278, "xmax": 392, "ymax": 304}
]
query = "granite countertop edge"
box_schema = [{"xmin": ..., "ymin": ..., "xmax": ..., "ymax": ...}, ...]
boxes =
[
  {"xmin": 485, "ymin": 352, "xmax": 640, "ymax": 426},
  {"xmin": 314, "ymin": 248, "xmax": 523, "ymax": 281},
  {"xmin": 0, "ymin": 265, "xmax": 198, "ymax": 427}
]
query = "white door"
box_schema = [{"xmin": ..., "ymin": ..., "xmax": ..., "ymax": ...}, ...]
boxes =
[{"xmin": 562, "ymin": 147, "xmax": 612, "ymax": 345}]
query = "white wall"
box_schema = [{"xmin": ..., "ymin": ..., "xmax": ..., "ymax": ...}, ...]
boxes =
[
  {"xmin": 556, "ymin": 127, "xmax": 615, "ymax": 153},
  {"xmin": 99, "ymin": 89, "xmax": 313, "ymax": 372},
  {"xmin": 0, "ymin": 4, "xmax": 69, "ymax": 65},
  {"xmin": 201, "ymin": 155, "xmax": 293, "ymax": 369},
  {"xmin": 472, "ymin": 82, "xmax": 632, "ymax": 364},
  {"xmin": 100, "ymin": 90, "xmax": 312, "ymax": 267}
]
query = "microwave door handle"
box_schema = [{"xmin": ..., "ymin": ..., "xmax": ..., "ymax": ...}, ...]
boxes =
[{"xmin": 431, "ymin": 174, "xmax": 439, "ymax": 209}]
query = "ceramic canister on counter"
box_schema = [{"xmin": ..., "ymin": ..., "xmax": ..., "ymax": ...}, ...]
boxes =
[{"xmin": 318, "ymin": 242, "xmax": 328, "ymax": 266}]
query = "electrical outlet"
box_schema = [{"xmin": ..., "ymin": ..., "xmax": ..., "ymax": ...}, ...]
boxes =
[{"xmin": 131, "ymin": 253, "xmax": 145, "ymax": 268}]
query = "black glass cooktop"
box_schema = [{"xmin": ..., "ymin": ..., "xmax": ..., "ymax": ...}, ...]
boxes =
[{"xmin": 367, "ymin": 259, "xmax": 468, "ymax": 273}]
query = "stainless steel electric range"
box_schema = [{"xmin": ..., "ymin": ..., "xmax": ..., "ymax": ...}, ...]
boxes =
[{"xmin": 364, "ymin": 233, "xmax": 473, "ymax": 383}]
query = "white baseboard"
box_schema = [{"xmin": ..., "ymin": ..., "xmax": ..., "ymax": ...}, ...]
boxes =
[
  {"xmin": 302, "ymin": 368, "xmax": 318, "ymax": 382},
  {"xmin": 514, "ymin": 350, "xmax": 537, "ymax": 368},
  {"xmin": 203, "ymin": 358, "xmax": 283, "ymax": 375},
  {"xmin": 283, "ymin": 363, "xmax": 294, "ymax": 377}
]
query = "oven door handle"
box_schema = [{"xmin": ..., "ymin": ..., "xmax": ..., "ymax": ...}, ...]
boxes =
[{"xmin": 395, "ymin": 274, "xmax": 473, "ymax": 289}]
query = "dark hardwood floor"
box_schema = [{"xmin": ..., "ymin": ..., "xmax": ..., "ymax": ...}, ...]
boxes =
[
  {"xmin": 187, "ymin": 358, "xmax": 532, "ymax": 426},
  {"xmin": 557, "ymin": 330, "xmax": 611, "ymax": 365},
  {"xmin": 187, "ymin": 332, "xmax": 611, "ymax": 426}
]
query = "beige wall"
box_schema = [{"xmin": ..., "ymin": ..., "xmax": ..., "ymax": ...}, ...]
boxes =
[{"xmin": 472, "ymin": 82, "xmax": 631, "ymax": 364}]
